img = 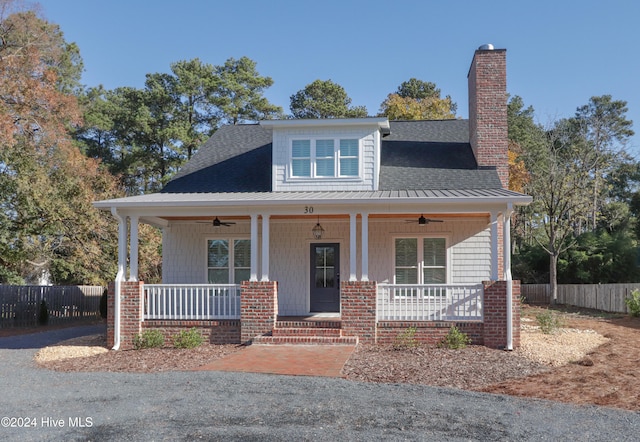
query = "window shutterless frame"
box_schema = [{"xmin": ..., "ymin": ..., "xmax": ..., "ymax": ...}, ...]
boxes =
[
  {"xmin": 289, "ymin": 137, "xmax": 361, "ymax": 179},
  {"xmin": 392, "ymin": 235, "xmax": 450, "ymax": 285},
  {"xmin": 206, "ymin": 237, "xmax": 251, "ymax": 284}
]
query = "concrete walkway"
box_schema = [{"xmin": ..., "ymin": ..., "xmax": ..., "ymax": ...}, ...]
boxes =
[{"xmin": 195, "ymin": 344, "xmax": 356, "ymax": 377}]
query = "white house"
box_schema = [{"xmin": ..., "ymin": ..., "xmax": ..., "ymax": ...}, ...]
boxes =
[{"xmin": 94, "ymin": 46, "xmax": 531, "ymax": 350}]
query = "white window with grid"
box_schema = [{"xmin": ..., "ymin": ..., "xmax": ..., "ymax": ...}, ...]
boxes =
[
  {"xmin": 289, "ymin": 138, "xmax": 360, "ymax": 178},
  {"xmin": 206, "ymin": 239, "xmax": 251, "ymax": 284},
  {"xmin": 394, "ymin": 237, "xmax": 448, "ymax": 284}
]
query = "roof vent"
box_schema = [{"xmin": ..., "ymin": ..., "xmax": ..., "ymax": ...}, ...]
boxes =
[{"xmin": 479, "ymin": 43, "xmax": 494, "ymax": 50}]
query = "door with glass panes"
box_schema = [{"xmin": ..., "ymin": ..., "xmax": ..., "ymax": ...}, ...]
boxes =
[{"xmin": 310, "ymin": 243, "xmax": 340, "ymax": 312}]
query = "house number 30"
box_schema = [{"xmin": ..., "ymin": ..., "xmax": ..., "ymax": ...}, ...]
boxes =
[{"xmin": 304, "ymin": 206, "xmax": 314, "ymax": 214}]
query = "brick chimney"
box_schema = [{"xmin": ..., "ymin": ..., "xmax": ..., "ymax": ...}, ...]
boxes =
[{"xmin": 468, "ymin": 45, "xmax": 508, "ymax": 188}]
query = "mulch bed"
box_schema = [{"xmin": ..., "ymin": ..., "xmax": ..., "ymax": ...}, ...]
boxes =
[
  {"xmin": 479, "ymin": 315, "xmax": 640, "ymax": 411},
  {"xmin": 342, "ymin": 344, "xmax": 548, "ymax": 390}
]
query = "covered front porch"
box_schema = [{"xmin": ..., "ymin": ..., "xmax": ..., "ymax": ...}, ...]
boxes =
[
  {"xmin": 97, "ymin": 189, "xmax": 527, "ymax": 350},
  {"xmin": 109, "ymin": 279, "xmax": 518, "ymax": 349}
]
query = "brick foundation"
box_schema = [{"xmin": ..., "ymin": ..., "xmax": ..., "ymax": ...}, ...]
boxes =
[
  {"xmin": 376, "ymin": 321, "xmax": 484, "ymax": 346},
  {"xmin": 240, "ymin": 281, "xmax": 278, "ymax": 344},
  {"xmin": 106, "ymin": 278, "xmax": 519, "ymax": 350},
  {"xmin": 511, "ymin": 280, "xmax": 521, "ymax": 348},
  {"xmin": 340, "ymin": 279, "xmax": 519, "ymax": 348},
  {"xmin": 341, "ymin": 281, "xmax": 377, "ymax": 344},
  {"xmin": 107, "ymin": 281, "xmax": 144, "ymax": 350},
  {"xmin": 142, "ymin": 320, "xmax": 240, "ymax": 344},
  {"xmin": 107, "ymin": 280, "xmax": 274, "ymax": 349},
  {"xmin": 483, "ymin": 280, "xmax": 520, "ymax": 349},
  {"xmin": 106, "ymin": 282, "xmax": 115, "ymax": 348}
]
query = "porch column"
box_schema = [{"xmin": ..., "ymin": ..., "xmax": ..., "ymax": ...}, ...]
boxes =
[
  {"xmin": 490, "ymin": 211, "xmax": 499, "ymax": 280},
  {"xmin": 116, "ymin": 281, "xmax": 144, "ymax": 350},
  {"xmin": 129, "ymin": 215, "xmax": 139, "ymax": 281},
  {"xmin": 349, "ymin": 212, "xmax": 357, "ymax": 281},
  {"xmin": 503, "ymin": 204, "xmax": 514, "ymax": 350},
  {"xmin": 115, "ymin": 211, "xmax": 128, "ymax": 281},
  {"xmin": 361, "ymin": 212, "xmax": 369, "ymax": 281},
  {"xmin": 250, "ymin": 214, "xmax": 258, "ymax": 282},
  {"xmin": 110, "ymin": 207, "xmax": 127, "ymax": 351},
  {"xmin": 341, "ymin": 281, "xmax": 377, "ymax": 344},
  {"xmin": 240, "ymin": 281, "xmax": 277, "ymax": 343},
  {"xmin": 261, "ymin": 214, "xmax": 270, "ymax": 281}
]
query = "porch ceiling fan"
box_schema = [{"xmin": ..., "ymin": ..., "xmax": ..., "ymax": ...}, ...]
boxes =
[
  {"xmin": 197, "ymin": 217, "xmax": 236, "ymax": 227},
  {"xmin": 405, "ymin": 215, "xmax": 444, "ymax": 225}
]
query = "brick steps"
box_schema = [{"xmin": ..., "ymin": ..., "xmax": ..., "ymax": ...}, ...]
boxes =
[
  {"xmin": 252, "ymin": 318, "xmax": 357, "ymax": 345},
  {"xmin": 276, "ymin": 320, "xmax": 342, "ymax": 329},
  {"xmin": 272, "ymin": 327, "xmax": 342, "ymax": 338},
  {"xmin": 252, "ymin": 335, "xmax": 358, "ymax": 345}
]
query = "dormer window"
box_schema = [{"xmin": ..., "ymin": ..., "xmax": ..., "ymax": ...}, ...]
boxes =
[
  {"xmin": 339, "ymin": 139, "xmax": 359, "ymax": 176},
  {"xmin": 291, "ymin": 140, "xmax": 312, "ymax": 176},
  {"xmin": 290, "ymin": 138, "xmax": 360, "ymax": 178},
  {"xmin": 261, "ymin": 117, "xmax": 389, "ymax": 191}
]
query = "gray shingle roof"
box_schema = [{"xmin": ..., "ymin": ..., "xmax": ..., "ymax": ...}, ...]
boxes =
[
  {"xmin": 384, "ymin": 119, "xmax": 470, "ymax": 143},
  {"xmin": 379, "ymin": 120, "xmax": 502, "ymax": 190},
  {"xmin": 162, "ymin": 119, "xmax": 502, "ymax": 193},
  {"xmin": 162, "ymin": 124, "xmax": 272, "ymax": 193}
]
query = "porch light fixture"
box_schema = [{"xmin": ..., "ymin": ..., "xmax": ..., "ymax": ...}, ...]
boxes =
[{"xmin": 312, "ymin": 217, "xmax": 325, "ymax": 239}]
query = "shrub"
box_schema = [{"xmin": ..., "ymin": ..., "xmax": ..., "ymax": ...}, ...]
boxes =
[
  {"xmin": 38, "ymin": 300, "xmax": 49, "ymax": 326},
  {"xmin": 393, "ymin": 326, "xmax": 419, "ymax": 350},
  {"xmin": 133, "ymin": 330, "xmax": 165, "ymax": 349},
  {"xmin": 625, "ymin": 289, "xmax": 640, "ymax": 317},
  {"xmin": 173, "ymin": 328, "xmax": 204, "ymax": 349},
  {"xmin": 100, "ymin": 288, "xmax": 108, "ymax": 319},
  {"xmin": 536, "ymin": 310, "xmax": 564, "ymax": 334},
  {"xmin": 438, "ymin": 326, "xmax": 471, "ymax": 349}
]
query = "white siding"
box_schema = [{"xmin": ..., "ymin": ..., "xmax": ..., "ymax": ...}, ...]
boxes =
[
  {"xmin": 367, "ymin": 218, "xmax": 491, "ymax": 285},
  {"xmin": 162, "ymin": 222, "xmax": 252, "ymax": 284},
  {"xmin": 161, "ymin": 216, "xmax": 491, "ymax": 315},
  {"xmin": 450, "ymin": 222, "xmax": 492, "ymax": 283},
  {"xmin": 272, "ymin": 126, "xmax": 378, "ymax": 191}
]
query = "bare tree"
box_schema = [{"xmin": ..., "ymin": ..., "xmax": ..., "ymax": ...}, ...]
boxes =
[{"xmin": 523, "ymin": 119, "xmax": 593, "ymax": 303}]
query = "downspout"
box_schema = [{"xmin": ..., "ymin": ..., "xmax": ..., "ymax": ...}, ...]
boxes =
[
  {"xmin": 503, "ymin": 204, "xmax": 514, "ymax": 351},
  {"xmin": 111, "ymin": 207, "xmax": 127, "ymax": 351}
]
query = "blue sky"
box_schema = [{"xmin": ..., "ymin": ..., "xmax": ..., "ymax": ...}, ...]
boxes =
[{"xmin": 37, "ymin": 0, "xmax": 640, "ymax": 152}]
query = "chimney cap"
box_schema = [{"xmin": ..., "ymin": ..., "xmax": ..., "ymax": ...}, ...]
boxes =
[{"xmin": 478, "ymin": 43, "xmax": 494, "ymax": 50}]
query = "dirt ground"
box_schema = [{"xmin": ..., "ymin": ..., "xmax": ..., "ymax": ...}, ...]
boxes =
[
  {"xmin": 7, "ymin": 306, "xmax": 640, "ymax": 412},
  {"xmin": 479, "ymin": 307, "xmax": 640, "ymax": 411}
]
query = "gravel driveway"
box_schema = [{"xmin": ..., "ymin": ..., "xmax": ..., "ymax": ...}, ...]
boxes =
[{"xmin": 1, "ymin": 327, "xmax": 638, "ymax": 441}]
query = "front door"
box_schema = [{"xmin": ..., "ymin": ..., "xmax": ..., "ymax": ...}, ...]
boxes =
[{"xmin": 310, "ymin": 243, "xmax": 340, "ymax": 312}]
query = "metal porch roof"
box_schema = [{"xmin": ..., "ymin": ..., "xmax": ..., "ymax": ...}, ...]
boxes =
[{"xmin": 94, "ymin": 188, "xmax": 532, "ymax": 209}]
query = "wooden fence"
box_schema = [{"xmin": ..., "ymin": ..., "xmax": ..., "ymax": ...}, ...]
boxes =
[
  {"xmin": 521, "ymin": 283, "xmax": 640, "ymax": 313},
  {"xmin": 0, "ymin": 285, "xmax": 104, "ymax": 328}
]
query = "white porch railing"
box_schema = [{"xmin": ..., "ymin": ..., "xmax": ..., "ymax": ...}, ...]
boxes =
[
  {"xmin": 377, "ymin": 284, "xmax": 483, "ymax": 321},
  {"xmin": 144, "ymin": 284, "xmax": 241, "ymax": 320}
]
